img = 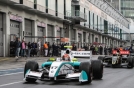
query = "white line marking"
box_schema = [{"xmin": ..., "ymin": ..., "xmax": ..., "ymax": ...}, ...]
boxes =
[
  {"xmin": 0, "ymin": 81, "xmax": 23, "ymax": 87},
  {"xmin": 0, "ymin": 72, "xmax": 23, "ymax": 77}
]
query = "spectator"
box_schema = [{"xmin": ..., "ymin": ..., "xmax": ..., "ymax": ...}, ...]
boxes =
[
  {"xmin": 109, "ymin": 47, "xmax": 112, "ymax": 55},
  {"xmin": 27, "ymin": 42, "xmax": 32, "ymax": 57},
  {"xmin": 90, "ymin": 45, "xmax": 94, "ymax": 54},
  {"xmin": 95, "ymin": 46, "xmax": 98, "ymax": 55},
  {"xmin": 44, "ymin": 42, "xmax": 48, "ymax": 57},
  {"xmin": 61, "ymin": 43, "xmax": 64, "ymax": 50},
  {"xmin": 15, "ymin": 38, "xmax": 21, "ymax": 59},
  {"xmin": 125, "ymin": 47, "xmax": 129, "ymax": 50},
  {"xmin": 31, "ymin": 42, "xmax": 36, "ymax": 57},
  {"xmin": 25, "ymin": 41, "xmax": 28, "ymax": 57},
  {"xmin": 37, "ymin": 39, "xmax": 41, "ymax": 57},
  {"xmin": 104, "ymin": 46, "xmax": 107, "ymax": 55},
  {"xmin": 47, "ymin": 42, "xmax": 51, "ymax": 57},
  {"xmin": 52, "ymin": 43, "xmax": 56, "ymax": 56},
  {"xmin": 100, "ymin": 46, "xmax": 103, "ymax": 55},
  {"xmin": 55, "ymin": 44, "xmax": 59, "ymax": 56},
  {"xmin": 21, "ymin": 39, "xmax": 26, "ymax": 57},
  {"xmin": 72, "ymin": 44, "xmax": 77, "ymax": 51}
]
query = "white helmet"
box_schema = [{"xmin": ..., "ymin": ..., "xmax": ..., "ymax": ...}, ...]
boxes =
[{"xmin": 66, "ymin": 49, "xmax": 71, "ymax": 54}]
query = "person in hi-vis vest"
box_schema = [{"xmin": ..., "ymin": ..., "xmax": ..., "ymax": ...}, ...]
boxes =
[{"xmin": 44, "ymin": 42, "xmax": 48, "ymax": 57}]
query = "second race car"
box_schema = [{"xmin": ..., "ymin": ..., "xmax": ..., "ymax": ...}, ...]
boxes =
[{"xmin": 98, "ymin": 50, "xmax": 134, "ymax": 68}]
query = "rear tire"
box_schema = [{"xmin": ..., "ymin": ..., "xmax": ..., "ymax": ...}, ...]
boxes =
[
  {"xmin": 127, "ymin": 57, "xmax": 133, "ymax": 68},
  {"xmin": 24, "ymin": 61, "xmax": 39, "ymax": 82},
  {"xmin": 92, "ymin": 60, "xmax": 103, "ymax": 79},
  {"xmin": 132, "ymin": 56, "xmax": 134, "ymax": 67},
  {"xmin": 79, "ymin": 62, "xmax": 92, "ymax": 84}
]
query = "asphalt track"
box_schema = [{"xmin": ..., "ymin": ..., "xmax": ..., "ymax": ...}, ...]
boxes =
[{"xmin": 0, "ymin": 58, "xmax": 134, "ymax": 88}]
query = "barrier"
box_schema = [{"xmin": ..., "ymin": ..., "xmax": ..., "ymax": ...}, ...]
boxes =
[{"xmin": 61, "ymin": 50, "xmax": 92, "ymax": 58}]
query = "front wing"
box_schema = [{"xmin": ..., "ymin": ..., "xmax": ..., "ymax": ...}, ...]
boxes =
[
  {"xmin": 102, "ymin": 57, "xmax": 129, "ymax": 66},
  {"xmin": 24, "ymin": 70, "xmax": 88, "ymax": 82}
]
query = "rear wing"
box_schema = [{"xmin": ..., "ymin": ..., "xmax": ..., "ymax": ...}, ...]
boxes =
[{"xmin": 112, "ymin": 50, "xmax": 130, "ymax": 55}]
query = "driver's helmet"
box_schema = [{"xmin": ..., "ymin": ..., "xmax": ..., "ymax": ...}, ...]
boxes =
[
  {"xmin": 116, "ymin": 49, "xmax": 120, "ymax": 55},
  {"xmin": 66, "ymin": 49, "xmax": 70, "ymax": 54}
]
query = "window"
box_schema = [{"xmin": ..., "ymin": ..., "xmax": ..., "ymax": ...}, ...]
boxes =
[
  {"xmin": 46, "ymin": 0, "xmax": 48, "ymax": 8},
  {"xmin": 56, "ymin": 0, "xmax": 58, "ymax": 16},
  {"xmin": 89, "ymin": 11, "xmax": 90, "ymax": 28},
  {"xmin": 90, "ymin": 12, "xmax": 93, "ymax": 28},
  {"xmin": 85, "ymin": 9, "xmax": 89, "ymax": 28},
  {"xmin": 93, "ymin": 13, "xmax": 94, "ymax": 28},
  {"xmin": 58, "ymin": 0, "xmax": 64, "ymax": 16},
  {"xmin": 98, "ymin": 16, "xmax": 100, "ymax": 30},
  {"xmin": 34, "ymin": 0, "xmax": 37, "ymax": 4}
]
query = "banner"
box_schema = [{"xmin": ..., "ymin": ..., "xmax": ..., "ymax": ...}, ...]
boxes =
[
  {"xmin": 71, "ymin": 51, "xmax": 92, "ymax": 58},
  {"xmin": 61, "ymin": 50, "xmax": 92, "ymax": 58}
]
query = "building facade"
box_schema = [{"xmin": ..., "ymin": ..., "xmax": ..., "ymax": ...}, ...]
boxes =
[
  {"xmin": 0, "ymin": 0, "xmax": 130, "ymax": 57},
  {"xmin": 121, "ymin": 0, "xmax": 134, "ymax": 19},
  {"xmin": 107, "ymin": 0, "xmax": 134, "ymax": 44},
  {"xmin": 107, "ymin": 0, "xmax": 134, "ymax": 19}
]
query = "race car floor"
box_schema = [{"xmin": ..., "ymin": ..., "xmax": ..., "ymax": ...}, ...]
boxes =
[{"xmin": 0, "ymin": 67, "xmax": 134, "ymax": 88}]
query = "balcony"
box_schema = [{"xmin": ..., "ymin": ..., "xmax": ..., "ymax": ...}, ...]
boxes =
[
  {"xmin": 10, "ymin": 0, "xmax": 19, "ymax": 3},
  {"xmin": 66, "ymin": 10, "xmax": 87, "ymax": 22},
  {"xmin": 20, "ymin": 0, "xmax": 34, "ymax": 8},
  {"xmin": 0, "ymin": 0, "xmax": 19, "ymax": 4},
  {"xmin": 57, "ymin": 12, "xmax": 64, "ymax": 19},
  {"xmin": 46, "ymin": 7, "xmax": 55, "ymax": 16},
  {"xmin": 34, "ymin": 4, "xmax": 46, "ymax": 13}
]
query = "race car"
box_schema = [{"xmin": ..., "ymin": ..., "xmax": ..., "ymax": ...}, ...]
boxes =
[
  {"xmin": 23, "ymin": 46, "xmax": 103, "ymax": 84},
  {"xmin": 98, "ymin": 50, "xmax": 134, "ymax": 68}
]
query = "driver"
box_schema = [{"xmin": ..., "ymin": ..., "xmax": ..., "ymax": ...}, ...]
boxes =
[{"xmin": 62, "ymin": 50, "xmax": 71, "ymax": 61}]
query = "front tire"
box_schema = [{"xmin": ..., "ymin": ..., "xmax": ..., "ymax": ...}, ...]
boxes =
[
  {"xmin": 79, "ymin": 62, "xmax": 92, "ymax": 84},
  {"xmin": 92, "ymin": 60, "xmax": 103, "ymax": 79},
  {"xmin": 24, "ymin": 61, "xmax": 39, "ymax": 82}
]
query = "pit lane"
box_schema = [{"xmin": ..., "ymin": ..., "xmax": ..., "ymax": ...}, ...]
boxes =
[{"xmin": 0, "ymin": 57, "xmax": 134, "ymax": 88}]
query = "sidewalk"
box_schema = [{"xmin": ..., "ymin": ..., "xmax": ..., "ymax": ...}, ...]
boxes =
[{"xmin": 0, "ymin": 56, "xmax": 56, "ymax": 70}]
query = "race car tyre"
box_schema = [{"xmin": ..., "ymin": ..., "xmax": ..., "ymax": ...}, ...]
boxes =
[
  {"xmin": 92, "ymin": 60, "xmax": 103, "ymax": 79},
  {"xmin": 79, "ymin": 62, "xmax": 92, "ymax": 84},
  {"xmin": 98, "ymin": 56, "xmax": 104, "ymax": 61},
  {"xmin": 133, "ymin": 57, "xmax": 134, "ymax": 67},
  {"xmin": 127, "ymin": 57, "xmax": 133, "ymax": 68},
  {"xmin": 24, "ymin": 61, "xmax": 39, "ymax": 82},
  {"xmin": 131, "ymin": 56, "xmax": 134, "ymax": 67}
]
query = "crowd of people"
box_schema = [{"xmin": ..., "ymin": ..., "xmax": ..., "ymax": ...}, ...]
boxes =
[
  {"xmin": 13, "ymin": 38, "xmax": 76, "ymax": 59},
  {"xmin": 11, "ymin": 37, "xmax": 133, "ymax": 59}
]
